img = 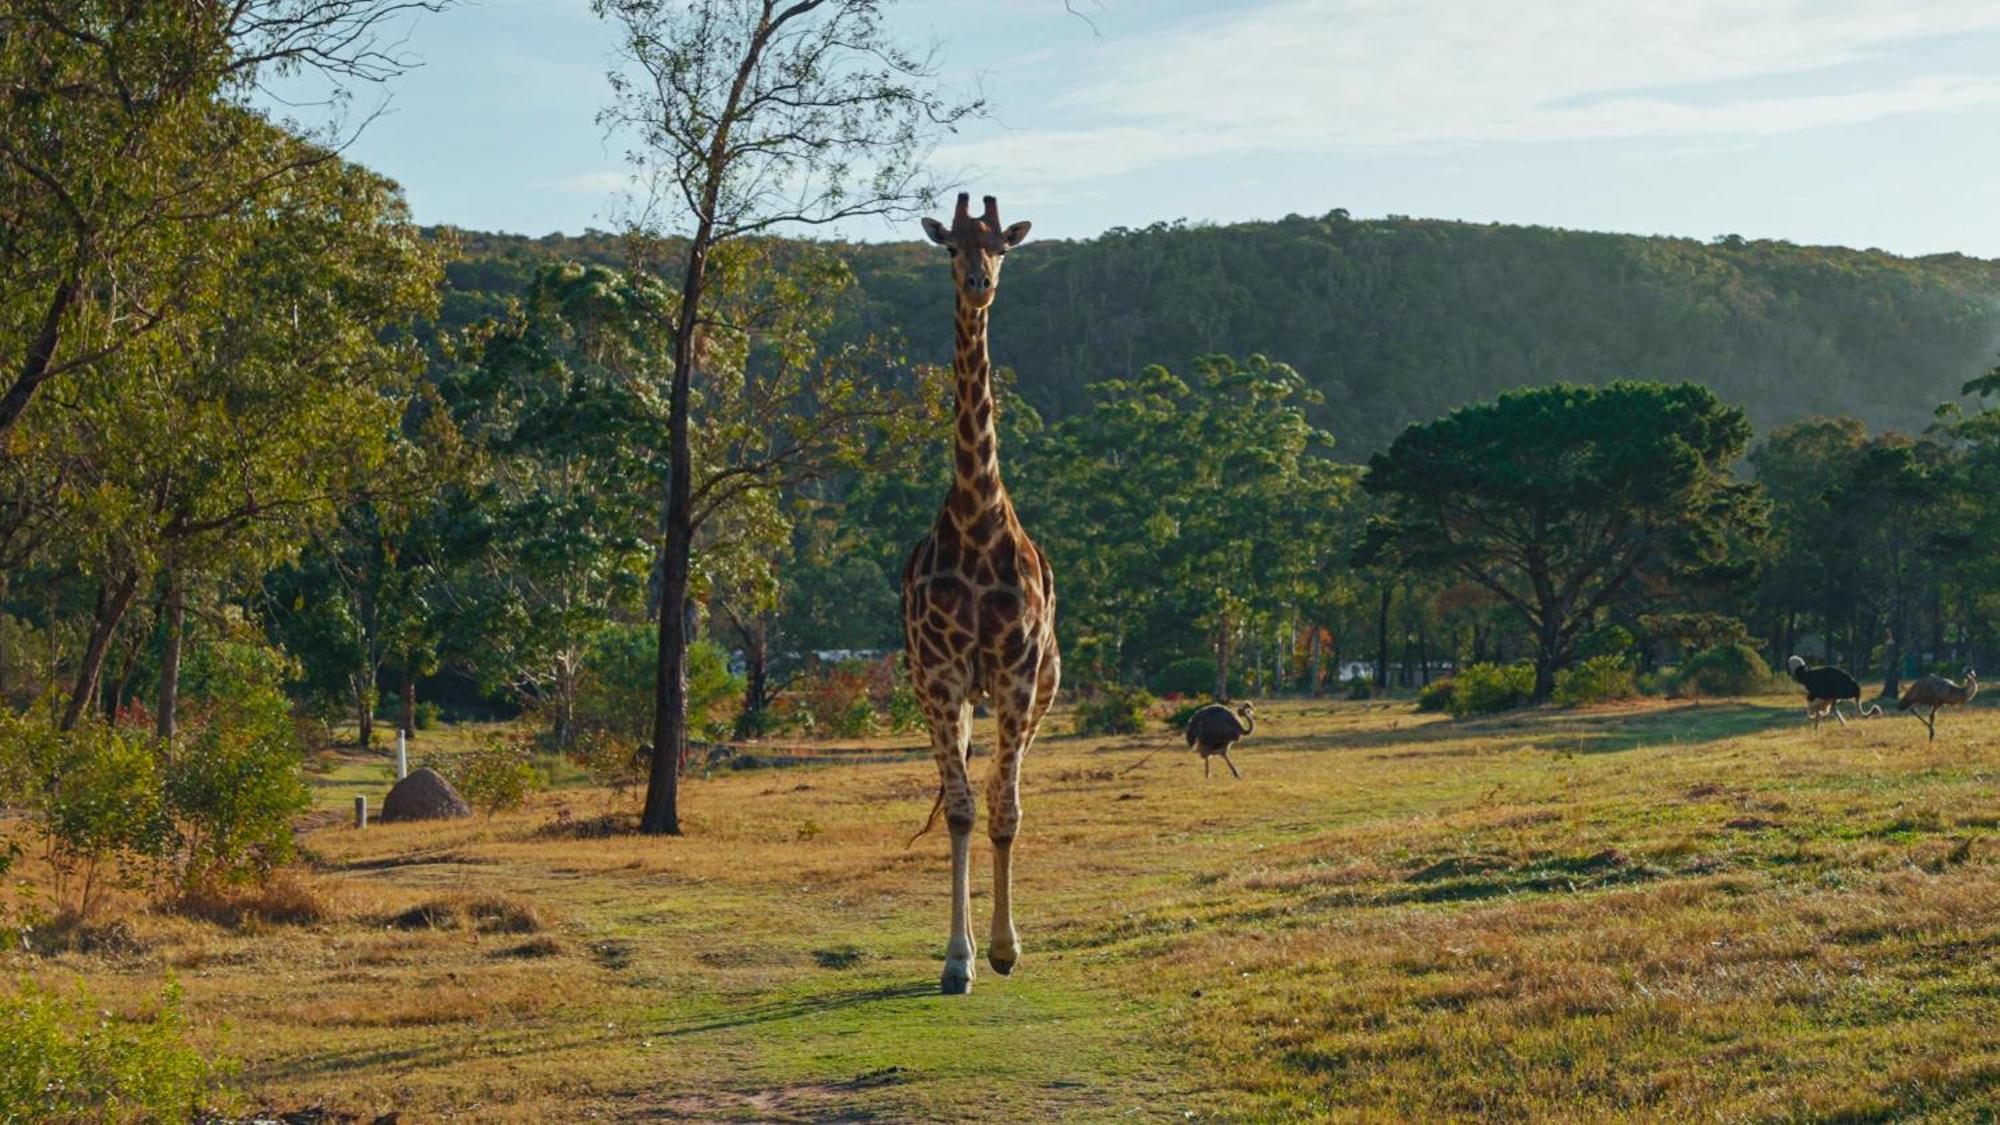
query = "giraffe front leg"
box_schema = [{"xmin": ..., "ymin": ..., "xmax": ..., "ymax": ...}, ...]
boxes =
[{"xmin": 931, "ymin": 702, "xmax": 977, "ymax": 995}]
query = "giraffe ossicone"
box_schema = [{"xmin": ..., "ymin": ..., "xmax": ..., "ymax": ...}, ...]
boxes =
[{"xmin": 901, "ymin": 191, "xmax": 1059, "ymax": 995}]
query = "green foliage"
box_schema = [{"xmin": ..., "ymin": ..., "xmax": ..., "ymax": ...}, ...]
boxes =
[
  {"xmin": 0, "ymin": 712, "xmax": 168, "ymax": 919},
  {"xmin": 160, "ymin": 725, "xmax": 308, "ymax": 896},
  {"xmin": 575, "ymin": 626, "xmax": 740, "ymax": 742},
  {"xmin": 1415, "ymin": 678, "xmax": 1457, "ymax": 713},
  {"xmin": 1574, "ymin": 626, "xmax": 1636, "ymax": 662},
  {"xmin": 1677, "ymin": 644, "xmax": 1777, "ymax": 698},
  {"xmin": 1448, "ymin": 663, "xmax": 1536, "ymax": 718},
  {"xmin": 1150, "ymin": 657, "xmax": 1218, "ymax": 699},
  {"xmin": 0, "ymin": 976, "xmax": 223, "ymax": 1123},
  {"xmin": 1366, "ymin": 382, "xmax": 1762, "ymax": 700},
  {"xmin": 452, "ymin": 739, "xmax": 545, "ymax": 818},
  {"xmin": 1071, "ymin": 684, "xmax": 1156, "ymax": 736},
  {"xmin": 1163, "ymin": 701, "xmax": 1206, "ymax": 730},
  {"xmin": 1553, "ymin": 656, "xmax": 1639, "ymax": 707}
]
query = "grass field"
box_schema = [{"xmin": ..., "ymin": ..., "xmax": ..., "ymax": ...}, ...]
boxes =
[{"xmin": 14, "ymin": 696, "xmax": 1999, "ymax": 1121}]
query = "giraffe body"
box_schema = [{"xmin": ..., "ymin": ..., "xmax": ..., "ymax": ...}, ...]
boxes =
[{"xmin": 902, "ymin": 194, "xmax": 1059, "ymax": 995}]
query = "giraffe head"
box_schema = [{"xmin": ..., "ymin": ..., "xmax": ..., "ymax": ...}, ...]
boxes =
[{"xmin": 921, "ymin": 193, "xmax": 1031, "ymax": 310}]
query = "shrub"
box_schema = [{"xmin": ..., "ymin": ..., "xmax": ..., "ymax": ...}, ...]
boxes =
[
  {"xmin": 1415, "ymin": 678, "xmax": 1456, "ymax": 713},
  {"xmin": 576, "ymin": 626, "xmax": 740, "ymax": 742},
  {"xmin": 1448, "ymin": 662, "xmax": 1535, "ymax": 718},
  {"xmin": 1553, "ymin": 655, "xmax": 1638, "ymax": 706},
  {"xmin": 0, "ymin": 977, "xmax": 224, "ymax": 1123},
  {"xmin": 1149, "ymin": 657, "xmax": 1217, "ymax": 698},
  {"xmin": 1677, "ymin": 643, "xmax": 1775, "ymax": 697},
  {"xmin": 413, "ymin": 701, "xmax": 442, "ymax": 730},
  {"xmin": 1345, "ymin": 677, "xmax": 1375, "ymax": 700},
  {"xmin": 160, "ymin": 720, "xmax": 309, "ymax": 894},
  {"xmin": 160, "ymin": 642, "xmax": 310, "ymax": 895},
  {"xmin": 0, "ymin": 713, "xmax": 169, "ymax": 919},
  {"xmin": 452, "ymin": 738, "xmax": 544, "ymax": 817},
  {"xmin": 1072, "ymin": 683, "xmax": 1154, "ymax": 736},
  {"xmin": 569, "ymin": 729, "xmax": 647, "ymax": 800}
]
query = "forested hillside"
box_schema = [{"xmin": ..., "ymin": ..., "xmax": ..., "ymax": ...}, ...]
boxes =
[{"xmin": 439, "ymin": 214, "xmax": 2000, "ymax": 455}]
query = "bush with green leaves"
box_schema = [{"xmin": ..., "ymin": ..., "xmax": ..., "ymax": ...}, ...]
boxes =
[
  {"xmin": 1345, "ymin": 677, "xmax": 1375, "ymax": 700},
  {"xmin": 160, "ymin": 640, "xmax": 310, "ymax": 894},
  {"xmin": 1162, "ymin": 701, "xmax": 1205, "ymax": 730},
  {"xmin": 1676, "ymin": 643, "xmax": 1775, "ymax": 697},
  {"xmin": 161, "ymin": 721, "xmax": 309, "ymax": 895},
  {"xmin": 1415, "ymin": 678, "xmax": 1457, "ymax": 713},
  {"xmin": 0, "ymin": 976, "xmax": 224, "ymax": 1123},
  {"xmin": 1071, "ymin": 683, "xmax": 1155, "ymax": 736},
  {"xmin": 452, "ymin": 739, "xmax": 545, "ymax": 817},
  {"xmin": 1448, "ymin": 662, "xmax": 1536, "ymax": 718},
  {"xmin": 1553, "ymin": 655, "xmax": 1638, "ymax": 707},
  {"xmin": 0, "ymin": 711, "xmax": 168, "ymax": 919},
  {"xmin": 1149, "ymin": 657, "xmax": 1217, "ymax": 698}
]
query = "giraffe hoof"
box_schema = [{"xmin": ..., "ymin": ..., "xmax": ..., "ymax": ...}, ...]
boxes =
[
  {"xmin": 988, "ymin": 953, "xmax": 1015, "ymax": 975},
  {"xmin": 940, "ymin": 965, "xmax": 972, "ymax": 995}
]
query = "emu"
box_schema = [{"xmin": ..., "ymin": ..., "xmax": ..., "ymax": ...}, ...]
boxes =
[
  {"xmin": 1184, "ymin": 701, "xmax": 1255, "ymax": 779},
  {"xmin": 1897, "ymin": 668, "xmax": 1977, "ymax": 741},
  {"xmin": 1787, "ymin": 656, "xmax": 1880, "ymax": 728}
]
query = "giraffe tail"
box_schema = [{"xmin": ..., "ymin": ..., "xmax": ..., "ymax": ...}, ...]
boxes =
[{"xmin": 905, "ymin": 784, "xmax": 946, "ymax": 849}]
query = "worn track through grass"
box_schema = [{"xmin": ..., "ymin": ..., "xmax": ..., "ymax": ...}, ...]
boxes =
[{"xmin": 12, "ymin": 696, "xmax": 1998, "ymax": 1121}]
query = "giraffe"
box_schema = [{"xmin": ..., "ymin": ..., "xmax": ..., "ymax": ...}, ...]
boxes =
[{"xmin": 902, "ymin": 193, "xmax": 1060, "ymax": 995}]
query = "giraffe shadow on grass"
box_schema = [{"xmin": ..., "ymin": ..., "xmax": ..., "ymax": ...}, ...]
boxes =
[{"xmin": 653, "ymin": 982, "xmax": 936, "ymax": 1038}]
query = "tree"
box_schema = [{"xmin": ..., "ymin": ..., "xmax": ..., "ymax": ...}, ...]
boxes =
[
  {"xmin": 0, "ymin": 0, "xmax": 448, "ymax": 438},
  {"xmin": 1363, "ymin": 382, "xmax": 1761, "ymax": 701},
  {"xmin": 440, "ymin": 263, "xmax": 666, "ymax": 744},
  {"xmin": 31, "ymin": 126, "xmax": 440, "ymax": 731},
  {"xmin": 594, "ymin": 0, "xmax": 976, "ymax": 834}
]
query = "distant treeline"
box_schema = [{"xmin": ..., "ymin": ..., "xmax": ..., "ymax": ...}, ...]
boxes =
[{"xmin": 433, "ymin": 213, "xmax": 2000, "ymax": 456}]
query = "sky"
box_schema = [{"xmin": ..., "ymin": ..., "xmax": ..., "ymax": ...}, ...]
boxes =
[{"xmin": 262, "ymin": 0, "xmax": 2000, "ymax": 257}]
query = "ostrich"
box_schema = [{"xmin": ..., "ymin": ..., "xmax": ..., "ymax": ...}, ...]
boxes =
[
  {"xmin": 1787, "ymin": 656, "xmax": 1881, "ymax": 728},
  {"xmin": 1185, "ymin": 701, "xmax": 1255, "ymax": 779},
  {"xmin": 1897, "ymin": 668, "xmax": 1978, "ymax": 741}
]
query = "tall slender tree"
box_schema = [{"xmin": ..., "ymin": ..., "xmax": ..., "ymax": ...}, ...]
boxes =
[{"xmin": 595, "ymin": 0, "xmax": 977, "ymax": 834}]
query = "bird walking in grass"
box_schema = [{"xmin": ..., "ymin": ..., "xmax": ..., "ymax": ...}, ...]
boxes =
[
  {"xmin": 1787, "ymin": 656, "xmax": 1881, "ymax": 728},
  {"xmin": 1896, "ymin": 668, "xmax": 1978, "ymax": 741},
  {"xmin": 1185, "ymin": 701, "xmax": 1256, "ymax": 779}
]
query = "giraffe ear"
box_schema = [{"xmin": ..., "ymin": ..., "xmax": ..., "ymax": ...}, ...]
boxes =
[
  {"xmin": 921, "ymin": 217, "xmax": 951, "ymax": 247},
  {"xmin": 1001, "ymin": 220, "xmax": 1032, "ymax": 248}
]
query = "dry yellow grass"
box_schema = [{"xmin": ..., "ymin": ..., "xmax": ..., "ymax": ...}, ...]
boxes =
[{"xmin": 7, "ymin": 695, "xmax": 1997, "ymax": 1120}]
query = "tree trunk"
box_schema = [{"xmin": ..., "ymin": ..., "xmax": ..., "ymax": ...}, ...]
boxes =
[
  {"xmin": 400, "ymin": 655, "xmax": 416, "ymax": 738},
  {"xmin": 0, "ymin": 274, "xmax": 81, "ymax": 438},
  {"xmin": 642, "ymin": 237, "xmax": 710, "ymax": 837},
  {"xmin": 1532, "ymin": 617, "xmax": 1560, "ymax": 703},
  {"xmin": 157, "ymin": 576, "xmax": 185, "ymax": 739},
  {"xmin": 1374, "ymin": 583, "xmax": 1392, "ymax": 693},
  {"xmin": 355, "ymin": 672, "xmax": 374, "ymax": 750},
  {"xmin": 61, "ymin": 569, "xmax": 140, "ymax": 731},
  {"xmin": 736, "ymin": 614, "xmax": 770, "ymax": 735},
  {"xmin": 1306, "ymin": 623, "xmax": 1323, "ymax": 697},
  {"xmin": 1214, "ymin": 610, "xmax": 1231, "ymax": 702},
  {"xmin": 1879, "ymin": 628, "xmax": 1901, "ymax": 700}
]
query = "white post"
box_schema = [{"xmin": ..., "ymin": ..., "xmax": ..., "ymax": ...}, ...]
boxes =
[
  {"xmin": 354, "ymin": 794, "xmax": 368, "ymax": 829},
  {"xmin": 396, "ymin": 729, "xmax": 408, "ymax": 779}
]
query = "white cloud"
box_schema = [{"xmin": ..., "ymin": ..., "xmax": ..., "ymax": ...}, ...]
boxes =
[
  {"xmin": 939, "ymin": 0, "xmax": 2000, "ymax": 187},
  {"xmin": 555, "ymin": 170, "xmax": 632, "ymax": 195}
]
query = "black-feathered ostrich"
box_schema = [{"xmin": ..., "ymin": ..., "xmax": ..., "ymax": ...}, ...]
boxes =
[
  {"xmin": 1787, "ymin": 656, "xmax": 1881, "ymax": 728},
  {"xmin": 1184, "ymin": 701, "xmax": 1255, "ymax": 778},
  {"xmin": 1897, "ymin": 668, "xmax": 1978, "ymax": 741}
]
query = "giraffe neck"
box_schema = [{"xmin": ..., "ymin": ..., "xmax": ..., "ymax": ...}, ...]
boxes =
[{"xmin": 947, "ymin": 299, "xmax": 1005, "ymax": 522}]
